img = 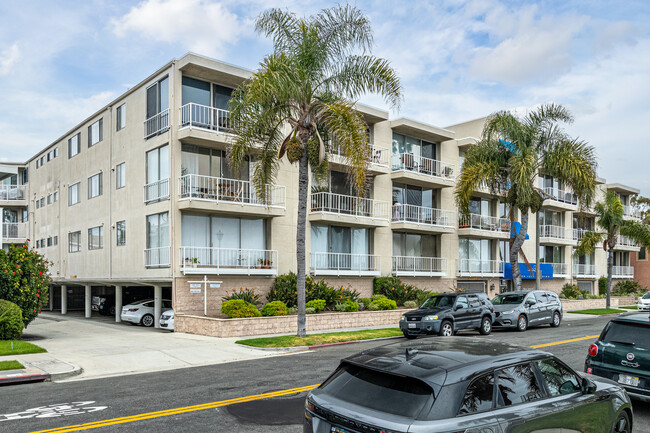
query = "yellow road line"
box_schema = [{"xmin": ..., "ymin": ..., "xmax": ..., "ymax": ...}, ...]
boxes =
[{"xmin": 530, "ymin": 334, "xmax": 599, "ymax": 349}]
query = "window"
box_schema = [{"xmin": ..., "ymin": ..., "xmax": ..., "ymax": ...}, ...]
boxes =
[
  {"xmin": 456, "ymin": 296, "xmax": 469, "ymax": 309},
  {"xmin": 47, "ymin": 194, "xmax": 52, "ymax": 205},
  {"xmin": 534, "ymin": 292, "xmax": 548, "ymax": 304},
  {"xmin": 145, "ymin": 145, "xmax": 169, "ymax": 203},
  {"xmin": 639, "ymin": 247, "xmax": 647, "ymax": 261},
  {"xmin": 88, "ymin": 226, "xmax": 103, "ymax": 250},
  {"xmin": 116, "ymin": 220, "xmax": 126, "ymax": 246},
  {"xmin": 116, "ymin": 103, "xmax": 126, "ymax": 131},
  {"xmin": 69, "ymin": 231, "xmax": 81, "ymax": 253},
  {"xmin": 36, "ymin": 200, "xmax": 40, "ymax": 209},
  {"xmin": 47, "ymin": 151, "xmax": 52, "ymax": 161},
  {"xmin": 68, "ymin": 133, "xmax": 81, "ymax": 158},
  {"xmin": 88, "ymin": 118, "xmax": 103, "ymax": 147},
  {"xmin": 20, "ymin": 168, "xmax": 28, "ymax": 185},
  {"xmin": 40, "ymin": 197, "xmax": 45, "ymax": 207},
  {"xmin": 53, "ymin": 236, "xmax": 58, "ymax": 246},
  {"xmin": 537, "ymin": 359, "xmax": 580, "ymax": 397},
  {"xmin": 459, "ymin": 373, "xmax": 494, "ymax": 415},
  {"xmin": 496, "ymin": 364, "xmax": 544, "ymax": 406},
  {"xmin": 36, "ymin": 159, "xmax": 40, "ymax": 169},
  {"xmin": 145, "ymin": 76, "xmax": 169, "ymax": 137},
  {"xmin": 53, "ymin": 191, "xmax": 58, "ymax": 202},
  {"xmin": 69, "ymin": 182, "xmax": 80, "ymax": 206},
  {"xmin": 146, "ymin": 212, "xmax": 169, "ymax": 266},
  {"xmin": 53, "ymin": 147, "xmax": 58, "ymax": 158},
  {"xmin": 40, "ymin": 156, "xmax": 45, "ymax": 167},
  {"xmin": 116, "ymin": 163, "xmax": 126, "ymax": 189},
  {"xmin": 310, "ymin": 224, "xmax": 372, "ymax": 271},
  {"xmin": 88, "ymin": 173, "xmax": 103, "ymax": 199},
  {"xmin": 601, "ymin": 320, "xmax": 650, "ymax": 350},
  {"xmin": 47, "ymin": 237, "xmax": 52, "ymax": 247}
]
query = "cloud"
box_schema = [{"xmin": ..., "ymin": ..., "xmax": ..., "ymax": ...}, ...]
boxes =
[{"xmin": 0, "ymin": 44, "xmax": 20, "ymax": 75}]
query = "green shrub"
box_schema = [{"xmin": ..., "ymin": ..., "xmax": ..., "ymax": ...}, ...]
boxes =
[
  {"xmin": 373, "ymin": 276, "xmax": 403, "ymax": 294},
  {"xmin": 306, "ymin": 299, "xmax": 326, "ymax": 312},
  {"xmin": 305, "ymin": 276, "xmax": 338, "ymax": 307},
  {"xmin": 370, "ymin": 294, "xmax": 387, "ymax": 301},
  {"xmin": 222, "ymin": 288, "xmax": 262, "ymax": 305},
  {"xmin": 358, "ymin": 297, "xmax": 372, "ymax": 308},
  {"xmin": 220, "ymin": 300, "xmax": 261, "ymax": 318},
  {"xmin": 560, "ymin": 284, "xmax": 588, "ymax": 300},
  {"xmin": 335, "ymin": 286, "xmax": 360, "ymax": 303},
  {"xmin": 370, "ymin": 298, "xmax": 397, "ymax": 310},
  {"xmin": 289, "ymin": 306, "xmax": 298, "ymax": 314},
  {"xmin": 262, "ymin": 301, "xmax": 290, "ymax": 316},
  {"xmin": 598, "ymin": 277, "xmax": 608, "ymax": 296},
  {"xmin": 306, "ymin": 307, "xmax": 316, "ymax": 314},
  {"xmin": 367, "ymin": 302, "xmax": 379, "ymax": 311},
  {"xmin": 335, "ymin": 300, "xmax": 359, "ymax": 312},
  {"xmin": 613, "ymin": 280, "xmax": 645, "ymax": 296},
  {"xmin": 0, "ymin": 299, "xmax": 24, "ymax": 340},
  {"xmin": 266, "ymin": 273, "xmax": 359, "ymax": 310},
  {"xmin": 266, "ymin": 272, "xmax": 298, "ymax": 307},
  {"xmin": 373, "ymin": 277, "xmax": 418, "ymax": 305},
  {"xmin": 404, "ymin": 300, "xmax": 418, "ymax": 308}
]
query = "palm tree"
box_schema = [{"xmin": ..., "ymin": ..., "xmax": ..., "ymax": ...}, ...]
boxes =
[
  {"xmin": 456, "ymin": 104, "xmax": 597, "ymax": 290},
  {"xmin": 575, "ymin": 191, "xmax": 650, "ymax": 308},
  {"xmin": 228, "ymin": 6, "xmax": 402, "ymax": 337}
]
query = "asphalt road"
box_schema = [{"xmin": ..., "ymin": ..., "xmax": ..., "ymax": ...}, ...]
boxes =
[{"xmin": 1, "ymin": 316, "xmax": 648, "ymax": 433}]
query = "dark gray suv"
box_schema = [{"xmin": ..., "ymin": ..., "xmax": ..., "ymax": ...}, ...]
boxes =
[{"xmin": 492, "ymin": 290, "xmax": 563, "ymax": 332}]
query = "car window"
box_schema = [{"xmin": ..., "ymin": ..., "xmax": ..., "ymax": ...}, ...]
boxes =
[
  {"xmin": 534, "ymin": 292, "xmax": 547, "ymax": 303},
  {"xmin": 163, "ymin": 301, "xmax": 172, "ymax": 308},
  {"xmin": 537, "ymin": 359, "xmax": 580, "ymax": 396},
  {"xmin": 456, "ymin": 296, "xmax": 469, "ymax": 309},
  {"xmin": 421, "ymin": 295, "xmax": 455, "ymax": 309},
  {"xmin": 458, "ymin": 373, "xmax": 494, "ymax": 415},
  {"xmin": 601, "ymin": 321, "xmax": 650, "ymax": 349},
  {"xmin": 546, "ymin": 292, "xmax": 559, "ymax": 302},
  {"xmin": 642, "ymin": 292, "xmax": 650, "ymax": 300},
  {"xmin": 496, "ymin": 364, "xmax": 544, "ymax": 406},
  {"xmin": 468, "ymin": 295, "xmax": 481, "ymax": 308},
  {"xmin": 492, "ymin": 294, "xmax": 525, "ymax": 305},
  {"xmin": 143, "ymin": 301, "xmax": 154, "ymax": 308}
]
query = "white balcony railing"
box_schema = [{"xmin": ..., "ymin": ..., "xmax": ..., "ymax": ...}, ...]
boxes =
[
  {"xmin": 180, "ymin": 103, "xmax": 232, "ymax": 133},
  {"xmin": 617, "ymin": 235, "xmax": 638, "ymax": 248},
  {"xmin": 0, "ymin": 185, "xmax": 26, "ymax": 201},
  {"xmin": 540, "ymin": 225, "xmax": 569, "ymax": 240},
  {"xmin": 622, "ymin": 205, "xmax": 641, "ymax": 219},
  {"xmin": 612, "ymin": 266, "xmax": 634, "ymax": 278},
  {"xmin": 458, "ymin": 259, "xmax": 504, "ymax": 276},
  {"xmin": 329, "ymin": 143, "xmax": 390, "ymax": 167},
  {"xmin": 144, "ymin": 178, "xmax": 170, "ymax": 204},
  {"xmin": 547, "ymin": 262, "xmax": 569, "ymax": 277},
  {"xmin": 392, "ymin": 204, "xmax": 455, "ymax": 228},
  {"xmin": 180, "ymin": 247, "xmax": 278, "ymax": 275},
  {"xmin": 543, "ymin": 187, "xmax": 577, "ymax": 206},
  {"xmin": 143, "ymin": 109, "xmax": 169, "ymax": 138},
  {"xmin": 310, "ymin": 252, "xmax": 380, "ymax": 276},
  {"xmin": 144, "ymin": 247, "xmax": 170, "ymax": 268},
  {"xmin": 458, "ymin": 214, "xmax": 510, "ymax": 233},
  {"xmin": 392, "ymin": 153, "xmax": 456, "ymax": 181},
  {"xmin": 310, "ymin": 192, "xmax": 389, "ymax": 220},
  {"xmin": 574, "ymin": 264, "xmax": 599, "ymax": 277},
  {"xmin": 2, "ymin": 223, "xmax": 27, "ymax": 239},
  {"xmin": 573, "ymin": 228, "xmax": 589, "ymax": 241},
  {"xmin": 393, "ymin": 256, "xmax": 447, "ymax": 276},
  {"xmin": 179, "ymin": 175, "xmax": 286, "ymax": 208}
]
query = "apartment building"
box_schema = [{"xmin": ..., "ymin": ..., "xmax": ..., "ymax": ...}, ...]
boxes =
[{"xmin": 1, "ymin": 53, "xmax": 642, "ymax": 328}]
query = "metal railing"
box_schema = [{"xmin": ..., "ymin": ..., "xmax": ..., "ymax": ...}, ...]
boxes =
[
  {"xmin": 393, "ymin": 256, "xmax": 447, "ymax": 276},
  {"xmin": 178, "ymin": 174, "xmax": 286, "ymax": 208},
  {"xmin": 310, "ymin": 192, "xmax": 389, "ymax": 220},
  {"xmin": 458, "ymin": 214, "xmax": 510, "ymax": 233},
  {"xmin": 179, "ymin": 247, "xmax": 278, "ymax": 274},
  {"xmin": 574, "ymin": 264, "xmax": 599, "ymax": 277},
  {"xmin": 612, "ymin": 266, "xmax": 634, "ymax": 278},
  {"xmin": 143, "ymin": 109, "xmax": 169, "ymax": 138},
  {"xmin": 392, "ymin": 204, "xmax": 455, "ymax": 228},
  {"xmin": 542, "ymin": 187, "xmax": 577, "ymax": 205},
  {"xmin": 540, "ymin": 225, "xmax": 568, "ymax": 240},
  {"xmin": 310, "ymin": 252, "xmax": 380, "ymax": 275},
  {"xmin": 458, "ymin": 259, "xmax": 504, "ymax": 276},
  {"xmin": 0, "ymin": 185, "xmax": 26, "ymax": 201},
  {"xmin": 392, "ymin": 153, "xmax": 456, "ymax": 180},
  {"xmin": 617, "ymin": 235, "xmax": 638, "ymax": 248},
  {"xmin": 143, "ymin": 178, "xmax": 169, "ymax": 204},
  {"xmin": 180, "ymin": 103, "xmax": 232, "ymax": 133},
  {"xmin": 2, "ymin": 223, "xmax": 26, "ymax": 239},
  {"xmin": 329, "ymin": 143, "xmax": 390, "ymax": 167},
  {"xmin": 622, "ymin": 205, "xmax": 641, "ymax": 219},
  {"xmin": 573, "ymin": 228, "xmax": 589, "ymax": 241},
  {"xmin": 144, "ymin": 247, "xmax": 170, "ymax": 268}
]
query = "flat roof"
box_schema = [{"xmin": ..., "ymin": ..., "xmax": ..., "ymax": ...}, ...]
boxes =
[
  {"xmin": 390, "ymin": 117, "xmax": 455, "ymax": 142},
  {"xmin": 606, "ymin": 183, "xmax": 640, "ymax": 195}
]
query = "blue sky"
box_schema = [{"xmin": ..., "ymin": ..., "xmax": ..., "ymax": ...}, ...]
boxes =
[{"xmin": 1, "ymin": 0, "xmax": 649, "ymax": 194}]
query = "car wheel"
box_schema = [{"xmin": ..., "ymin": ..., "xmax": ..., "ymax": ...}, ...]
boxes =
[
  {"xmin": 438, "ymin": 321, "xmax": 453, "ymax": 337},
  {"xmin": 550, "ymin": 311, "xmax": 561, "ymax": 327},
  {"xmin": 403, "ymin": 332, "xmax": 417, "ymax": 340},
  {"xmin": 479, "ymin": 317, "xmax": 492, "ymax": 335},
  {"xmin": 141, "ymin": 314, "xmax": 154, "ymax": 327},
  {"xmin": 517, "ymin": 315, "xmax": 528, "ymax": 332},
  {"xmin": 109, "ymin": 306, "xmax": 116, "ymax": 316},
  {"xmin": 612, "ymin": 411, "xmax": 631, "ymax": 433}
]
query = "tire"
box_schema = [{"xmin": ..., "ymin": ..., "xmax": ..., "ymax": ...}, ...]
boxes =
[
  {"xmin": 612, "ymin": 411, "xmax": 631, "ymax": 433},
  {"xmin": 109, "ymin": 306, "xmax": 116, "ymax": 316},
  {"xmin": 438, "ymin": 321, "xmax": 453, "ymax": 337},
  {"xmin": 479, "ymin": 316, "xmax": 492, "ymax": 335},
  {"xmin": 141, "ymin": 314, "xmax": 154, "ymax": 327},
  {"xmin": 403, "ymin": 332, "xmax": 417, "ymax": 340},
  {"xmin": 550, "ymin": 311, "xmax": 561, "ymax": 328},
  {"xmin": 517, "ymin": 315, "xmax": 528, "ymax": 332}
]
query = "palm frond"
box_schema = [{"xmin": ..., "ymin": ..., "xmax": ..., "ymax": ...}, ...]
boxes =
[
  {"xmin": 314, "ymin": 4, "xmax": 373, "ymax": 60},
  {"xmin": 255, "ymin": 9, "xmax": 301, "ymax": 54},
  {"xmin": 620, "ymin": 220, "xmax": 650, "ymax": 248},
  {"xmin": 455, "ymin": 141, "xmax": 506, "ymax": 214},
  {"xmin": 575, "ymin": 230, "xmax": 605, "ymax": 256}
]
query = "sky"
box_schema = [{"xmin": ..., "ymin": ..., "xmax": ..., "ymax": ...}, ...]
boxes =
[{"xmin": 0, "ymin": 0, "xmax": 649, "ymax": 195}]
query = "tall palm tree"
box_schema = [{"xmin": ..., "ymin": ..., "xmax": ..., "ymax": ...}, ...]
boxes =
[
  {"xmin": 456, "ymin": 104, "xmax": 597, "ymax": 290},
  {"xmin": 228, "ymin": 6, "xmax": 402, "ymax": 337},
  {"xmin": 576, "ymin": 191, "xmax": 650, "ymax": 308}
]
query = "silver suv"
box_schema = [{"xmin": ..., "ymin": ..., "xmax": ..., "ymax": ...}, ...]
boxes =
[{"xmin": 492, "ymin": 290, "xmax": 562, "ymax": 332}]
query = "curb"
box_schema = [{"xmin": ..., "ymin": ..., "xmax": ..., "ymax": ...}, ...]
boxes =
[
  {"xmin": 0, "ymin": 370, "xmax": 50, "ymax": 386},
  {"xmin": 49, "ymin": 365, "xmax": 83, "ymax": 381}
]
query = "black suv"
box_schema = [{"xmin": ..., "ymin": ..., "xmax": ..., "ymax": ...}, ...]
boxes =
[{"xmin": 400, "ymin": 292, "xmax": 495, "ymax": 338}]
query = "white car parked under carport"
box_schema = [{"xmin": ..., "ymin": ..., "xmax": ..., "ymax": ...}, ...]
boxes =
[
  {"xmin": 121, "ymin": 299, "xmax": 172, "ymax": 327},
  {"xmin": 160, "ymin": 309, "xmax": 174, "ymax": 331}
]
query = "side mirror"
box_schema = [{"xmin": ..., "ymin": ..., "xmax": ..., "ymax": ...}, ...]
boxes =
[
  {"xmin": 581, "ymin": 377, "xmax": 596, "ymax": 394},
  {"xmin": 455, "ymin": 304, "xmax": 464, "ymax": 311},
  {"xmin": 525, "ymin": 299, "xmax": 536, "ymax": 306}
]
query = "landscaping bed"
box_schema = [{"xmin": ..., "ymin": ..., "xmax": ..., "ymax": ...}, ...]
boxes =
[
  {"xmin": 236, "ymin": 328, "xmax": 403, "ymax": 348},
  {"xmin": 568, "ymin": 308, "xmax": 625, "ymax": 315},
  {"xmin": 0, "ymin": 340, "xmax": 47, "ymax": 356}
]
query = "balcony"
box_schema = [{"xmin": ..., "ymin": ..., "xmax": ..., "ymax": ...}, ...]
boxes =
[
  {"xmin": 457, "ymin": 214, "xmax": 510, "ymax": 239},
  {"xmin": 179, "ymin": 247, "xmax": 278, "ymax": 275},
  {"xmin": 546, "ymin": 262, "xmax": 569, "ymax": 278},
  {"xmin": 143, "ymin": 178, "xmax": 170, "ymax": 204},
  {"xmin": 328, "ymin": 143, "xmax": 390, "ymax": 175},
  {"xmin": 542, "ymin": 187, "xmax": 577, "ymax": 211},
  {"xmin": 614, "ymin": 235, "xmax": 641, "ymax": 252},
  {"xmin": 143, "ymin": 109, "xmax": 170, "ymax": 139},
  {"xmin": 539, "ymin": 225, "xmax": 573, "ymax": 245},
  {"xmin": 391, "ymin": 153, "xmax": 456, "ymax": 188},
  {"xmin": 391, "ymin": 205, "xmax": 455, "ymax": 234},
  {"xmin": 310, "ymin": 192, "xmax": 389, "ymax": 227},
  {"xmin": 458, "ymin": 260, "xmax": 504, "ymax": 277},
  {"xmin": 178, "ymin": 103, "xmax": 233, "ymax": 146},
  {"xmin": 2, "ymin": 223, "xmax": 27, "ymax": 241},
  {"xmin": 622, "ymin": 205, "xmax": 641, "ymax": 220},
  {"xmin": 310, "ymin": 252, "xmax": 380, "ymax": 277},
  {"xmin": 0, "ymin": 185, "xmax": 26, "ymax": 205},
  {"xmin": 178, "ymin": 175, "xmax": 286, "ymax": 216},
  {"xmin": 144, "ymin": 247, "xmax": 170, "ymax": 268},
  {"xmin": 612, "ymin": 265, "xmax": 634, "ymax": 279},
  {"xmin": 574, "ymin": 264, "xmax": 599, "ymax": 279},
  {"xmin": 392, "ymin": 256, "xmax": 447, "ymax": 277},
  {"xmin": 572, "ymin": 228, "xmax": 589, "ymax": 243}
]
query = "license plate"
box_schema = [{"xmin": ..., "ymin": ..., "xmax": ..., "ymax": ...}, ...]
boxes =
[
  {"xmin": 408, "ymin": 323, "xmax": 416, "ymax": 329},
  {"xmin": 331, "ymin": 427, "xmax": 349, "ymax": 433},
  {"xmin": 618, "ymin": 374, "xmax": 640, "ymax": 387}
]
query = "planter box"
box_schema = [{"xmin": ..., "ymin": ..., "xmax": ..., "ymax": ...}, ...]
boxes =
[{"xmin": 561, "ymin": 296, "xmax": 634, "ymax": 311}]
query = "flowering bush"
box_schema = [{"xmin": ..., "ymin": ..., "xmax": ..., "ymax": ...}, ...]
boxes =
[
  {"xmin": 0, "ymin": 242, "xmax": 51, "ymax": 327},
  {"xmin": 266, "ymin": 273, "xmax": 360, "ymax": 309},
  {"xmin": 373, "ymin": 277, "xmax": 418, "ymax": 306},
  {"xmin": 222, "ymin": 288, "xmax": 262, "ymax": 305}
]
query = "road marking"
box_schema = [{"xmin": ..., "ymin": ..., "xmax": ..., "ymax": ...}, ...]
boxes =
[
  {"xmin": 30, "ymin": 385, "xmax": 318, "ymax": 433},
  {"xmin": 530, "ymin": 334, "xmax": 599, "ymax": 349}
]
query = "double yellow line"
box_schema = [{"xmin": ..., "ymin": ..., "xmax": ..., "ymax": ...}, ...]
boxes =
[{"xmin": 530, "ymin": 334, "xmax": 599, "ymax": 349}]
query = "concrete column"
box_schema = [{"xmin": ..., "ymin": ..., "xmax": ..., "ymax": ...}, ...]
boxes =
[
  {"xmin": 49, "ymin": 285, "xmax": 54, "ymax": 311},
  {"xmin": 85, "ymin": 285, "xmax": 92, "ymax": 319},
  {"xmin": 154, "ymin": 285, "xmax": 162, "ymax": 328},
  {"xmin": 61, "ymin": 285, "xmax": 68, "ymax": 315},
  {"xmin": 115, "ymin": 285, "xmax": 123, "ymax": 322}
]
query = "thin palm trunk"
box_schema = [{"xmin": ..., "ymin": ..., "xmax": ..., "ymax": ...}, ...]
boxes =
[
  {"xmin": 510, "ymin": 212, "xmax": 529, "ymax": 291},
  {"xmin": 606, "ymin": 247, "xmax": 613, "ymax": 309},
  {"xmin": 295, "ymin": 136, "xmax": 309, "ymax": 337}
]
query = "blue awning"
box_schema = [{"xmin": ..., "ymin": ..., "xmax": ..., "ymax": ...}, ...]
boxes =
[{"xmin": 503, "ymin": 263, "xmax": 553, "ymax": 279}]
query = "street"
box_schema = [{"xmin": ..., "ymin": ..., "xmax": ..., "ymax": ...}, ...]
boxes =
[{"xmin": 1, "ymin": 316, "xmax": 648, "ymax": 433}]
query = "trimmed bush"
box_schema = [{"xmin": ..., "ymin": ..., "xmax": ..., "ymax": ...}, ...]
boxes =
[
  {"xmin": 370, "ymin": 294, "xmax": 387, "ymax": 301},
  {"xmin": 306, "ymin": 307, "xmax": 316, "ymax": 314},
  {"xmin": 560, "ymin": 284, "xmax": 588, "ymax": 300},
  {"xmin": 359, "ymin": 297, "xmax": 372, "ymax": 307},
  {"xmin": 598, "ymin": 277, "xmax": 608, "ymax": 296},
  {"xmin": 262, "ymin": 301, "xmax": 290, "ymax": 316},
  {"xmin": 289, "ymin": 306, "xmax": 299, "ymax": 314},
  {"xmin": 613, "ymin": 280, "xmax": 645, "ymax": 296},
  {"xmin": 222, "ymin": 288, "xmax": 262, "ymax": 306},
  {"xmin": 306, "ymin": 299, "xmax": 326, "ymax": 312},
  {"xmin": 367, "ymin": 302, "xmax": 379, "ymax": 311},
  {"xmin": 370, "ymin": 298, "xmax": 397, "ymax": 310},
  {"xmin": 404, "ymin": 300, "xmax": 418, "ymax": 308},
  {"xmin": 335, "ymin": 300, "xmax": 359, "ymax": 312},
  {"xmin": 0, "ymin": 299, "xmax": 24, "ymax": 340},
  {"xmin": 373, "ymin": 277, "xmax": 418, "ymax": 305},
  {"xmin": 220, "ymin": 300, "xmax": 261, "ymax": 318}
]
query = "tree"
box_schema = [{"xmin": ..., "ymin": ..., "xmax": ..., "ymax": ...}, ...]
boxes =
[
  {"xmin": 456, "ymin": 104, "xmax": 597, "ymax": 290},
  {"xmin": 229, "ymin": 5, "xmax": 402, "ymax": 337},
  {"xmin": 576, "ymin": 191, "xmax": 650, "ymax": 308},
  {"xmin": 631, "ymin": 194, "xmax": 650, "ymax": 225},
  {"xmin": 0, "ymin": 242, "xmax": 51, "ymax": 327}
]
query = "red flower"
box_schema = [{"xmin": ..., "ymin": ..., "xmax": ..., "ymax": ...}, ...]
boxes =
[
  {"xmin": 16, "ymin": 264, "xmax": 19, "ymax": 268},
  {"xmin": 33, "ymin": 309, "xmax": 36, "ymax": 312},
  {"xmin": 36, "ymin": 293, "xmax": 39, "ymax": 297},
  {"xmin": 39, "ymin": 272, "xmax": 42, "ymax": 275},
  {"xmin": 3, "ymin": 270, "xmax": 6, "ymax": 273}
]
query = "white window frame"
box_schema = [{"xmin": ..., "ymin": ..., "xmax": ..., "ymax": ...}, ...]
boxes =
[
  {"xmin": 116, "ymin": 103, "xmax": 126, "ymax": 131},
  {"xmin": 68, "ymin": 133, "xmax": 81, "ymax": 158},
  {"xmin": 116, "ymin": 220, "xmax": 126, "ymax": 246},
  {"xmin": 69, "ymin": 231, "xmax": 81, "ymax": 253},
  {"xmin": 69, "ymin": 182, "xmax": 80, "ymax": 206},
  {"xmin": 88, "ymin": 173, "xmax": 103, "ymax": 199},
  {"xmin": 116, "ymin": 163, "xmax": 126, "ymax": 189},
  {"xmin": 88, "ymin": 226, "xmax": 103, "ymax": 250},
  {"xmin": 88, "ymin": 118, "xmax": 103, "ymax": 147}
]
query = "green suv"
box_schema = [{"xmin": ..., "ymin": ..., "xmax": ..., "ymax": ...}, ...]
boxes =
[{"xmin": 585, "ymin": 313, "xmax": 650, "ymax": 401}]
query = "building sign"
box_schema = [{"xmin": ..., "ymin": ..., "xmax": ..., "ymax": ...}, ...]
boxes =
[
  {"xmin": 189, "ymin": 283, "xmax": 201, "ymax": 289},
  {"xmin": 190, "ymin": 288, "xmax": 201, "ymax": 294},
  {"xmin": 209, "ymin": 283, "xmax": 221, "ymax": 289},
  {"xmin": 503, "ymin": 263, "xmax": 553, "ymax": 280}
]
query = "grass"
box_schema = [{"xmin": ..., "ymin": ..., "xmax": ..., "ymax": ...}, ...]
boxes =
[
  {"xmin": 568, "ymin": 308, "xmax": 626, "ymax": 315},
  {"xmin": 620, "ymin": 306, "xmax": 638, "ymax": 310},
  {"xmin": 0, "ymin": 360, "xmax": 25, "ymax": 371},
  {"xmin": 0, "ymin": 340, "xmax": 47, "ymax": 356},
  {"xmin": 236, "ymin": 328, "xmax": 403, "ymax": 348}
]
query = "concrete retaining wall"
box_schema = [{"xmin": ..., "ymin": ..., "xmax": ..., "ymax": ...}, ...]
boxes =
[{"xmin": 562, "ymin": 296, "xmax": 635, "ymax": 311}]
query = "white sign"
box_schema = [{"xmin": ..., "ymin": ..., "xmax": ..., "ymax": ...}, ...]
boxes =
[
  {"xmin": 190, "ymin": 288, "xmax": 201, "ymax": 294},
  {"xmin": 209, "ymin": 283, "xmax": 221, "ymax": 289},
  {"xmin": 189, "ymin": 283, "xmax": 201, "ymax": 289}
]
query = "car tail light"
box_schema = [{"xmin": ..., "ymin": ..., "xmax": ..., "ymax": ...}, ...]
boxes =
[
  {"xmin": 587, "ymin": 367, "xmax": 593, "ymax": 374},
  {"xmin": 588, "ymin": 344, "xmax": 598, "ymax": 356},
  {"xmin": 128, "ymin": 308, "xmax": 139, "ymax": 312}
]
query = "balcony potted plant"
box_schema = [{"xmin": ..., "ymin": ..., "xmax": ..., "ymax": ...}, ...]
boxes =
[
  {"xmin": 262, "ymin": 259, "xmax": 272, "ymax": 269},
  {"xmin": 184, "ymin": 257, "xmax": 199, "ymax": 268},
  {"xmin": 443, "ymin": 166, "xmax": 454, "ymax": 178}
]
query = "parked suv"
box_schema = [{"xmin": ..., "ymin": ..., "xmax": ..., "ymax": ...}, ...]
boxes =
[
  {"xmin": 400, "ymin": 292, "xmax": 495, "ymax": 338},
  {"xmin": 492, "ymin": 290, "xmax": 563, "ymax": 332}
]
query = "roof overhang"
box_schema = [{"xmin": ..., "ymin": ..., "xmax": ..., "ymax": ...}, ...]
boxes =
[
  {"xmin": 606, "ymin": 183, "xmax": 640, "ymax": 195},
  {"xmin": 390, "ymin": 118, "xmax": 455, "ymax": 143},
  {"xmin": 354, "ymin": 102, "xmax": 389, "ymax": 124},
  {"xmin": 52, "ymin": 278, "xmax": 173, "ymax": 287},
  {"xmin": 178, "ymin": 53, "xmax": 252, "ymax": 88}
]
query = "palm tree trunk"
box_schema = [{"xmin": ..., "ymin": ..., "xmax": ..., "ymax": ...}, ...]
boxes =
[
  {"xmin": 510, "ymin": 212, "xmax": 529, "ymax": 291},
  {"xmin": 606, "ymin": 247, "xmax": 613, "ymax": 309},
  {"xmin": 295, "ymin": 139, "xmax": 309, "ymax": 337}
]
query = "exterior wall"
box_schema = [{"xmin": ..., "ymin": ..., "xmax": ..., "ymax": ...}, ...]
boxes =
[{"xmin": 632, "ymin": 249, "xmax": 650, "ymax": 289}]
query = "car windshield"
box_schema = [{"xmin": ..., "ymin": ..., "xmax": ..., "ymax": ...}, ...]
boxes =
[
  {"xmin": 642, "ymin": 292, "xmax": 650, "ymax": 300},
  {"xmin": 421, "ymin": 295, "xmax": 456, "ymax": 309},
  {"xmin": 601, "ymin": 321, "xmax": 650, "ymax": 349},
  {"xmin": 492, "ymin": 294, "xmax": 525, "ymax": 305},
  {"xmin": 319, "ymin": 364, "xmax": 432, "ymax": 418}
]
